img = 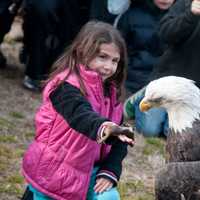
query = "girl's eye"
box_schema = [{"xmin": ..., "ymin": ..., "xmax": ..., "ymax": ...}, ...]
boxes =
[
  {"xmin": 113, "ymin": 60, "xmax": 119, "ymax": 63},
  {"xmin": 98, "ymin": 55, "xmax": 107, "ymax": 59},
  {"xmin": 112, "ymin": 59, "xmax": 119, "ymax": 64}
]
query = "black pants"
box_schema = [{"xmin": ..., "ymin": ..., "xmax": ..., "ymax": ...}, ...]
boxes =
[
  {"xmin": 21, "ymin": 187, "xmax": 33, "ymax": 200},
  {"xmin": 23, "ymin": 0, "xmax": 82, "ymax": 80}
]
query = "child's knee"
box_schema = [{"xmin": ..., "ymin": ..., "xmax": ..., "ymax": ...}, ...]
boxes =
[{"xmin": 96, "ymin": 188, "xmax": 120, "ymax": 200}]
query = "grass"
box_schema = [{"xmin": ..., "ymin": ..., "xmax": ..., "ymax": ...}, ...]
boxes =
[
  {"xmin": 0, "ymin": 144, "xmax": 14, "ymax": 159},
  {"xmin": 0, "ymin": 143, "xmax": 25, "ymax": 197},
  {"xmin": 0, "ymin": 173, "xmax": 24, "ymax": 195},
  {"xmin": 0, "ymin": 135, "xmax": 17, "ymax": 143},
  {"xmin": 143, "ymin": 137, "xmax": 165, "ymax": 156},
  {"xmin": 119, "ymin": 181, "xmax": 154, "ymax": 200},
  {"xmin": 0, "ymin": 112, "xmax": 31, "ymax": 199},
  {"xmin": 9, "ymin": 111, "xmax": 24, "ymax": 119},
  {"xmin": 24, "ymin": 131, "xmax": 35, "ymax": 139},
  {"xmin": 0, "ymin": 117, "xmax": 13, "ymax": 129}
]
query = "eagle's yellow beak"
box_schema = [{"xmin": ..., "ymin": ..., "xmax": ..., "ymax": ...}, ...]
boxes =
[{"xmin": 139, "ymin": 99, "xmax": 152, "ymax": 112}]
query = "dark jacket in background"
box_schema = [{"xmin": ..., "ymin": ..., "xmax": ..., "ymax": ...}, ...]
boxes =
[
  {"xmin": 151, "ymin": 0, "xmax": 200, "ymax": 88},
  {"xmin": 118, "ymin": 0, "xmax": 166, "ymax": 93},
  {"xmin": 90, "ymin": 0, "xmax": 117, "ymax": 24}
]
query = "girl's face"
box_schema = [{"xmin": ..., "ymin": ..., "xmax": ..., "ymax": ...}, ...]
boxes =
[
  {"xmin": 88, "ymin": 43, "xmax": 120, "ymax": 82},
  {"xmin": 153, "ymin": 0, "xmax": 175, "ymax": 10}
]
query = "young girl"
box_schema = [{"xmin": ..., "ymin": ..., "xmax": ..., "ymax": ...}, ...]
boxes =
[{"xmin": 21, "ymin": 21, "xmax": 134, "ymax": 200}]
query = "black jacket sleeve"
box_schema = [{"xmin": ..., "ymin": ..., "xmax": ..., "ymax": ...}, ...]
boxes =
[
  {"xmin": 159, "ymin": 0, "xmax": 200, "ymax": 45},
  {"xmin": 49, "ymin": 82, "xmax": 108, "ymax": 140},
  {"xmin": 97, "ymin": 140, "xmax": 128, "ymax": 185}
]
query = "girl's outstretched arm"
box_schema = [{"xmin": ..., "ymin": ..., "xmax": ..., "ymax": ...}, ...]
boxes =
[
  {"xmin": 50, "ymin": 82, "xmax": 108, "ymax": 141},
  {"xmin": 50, "ymin": 82, "xmax": 134, "ymax": 144}
]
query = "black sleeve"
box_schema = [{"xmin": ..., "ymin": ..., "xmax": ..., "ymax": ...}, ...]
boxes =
[
  {"xmin": 98, "ymin": 139, "xmax": 128, "ymax": 182},
  {"xmin": 159, "ymin": 0, "xmax": 200, "ymax": 45},
  {"xmin": 49, "ymin": 82, "xmax": 108, "ymax": 140}
]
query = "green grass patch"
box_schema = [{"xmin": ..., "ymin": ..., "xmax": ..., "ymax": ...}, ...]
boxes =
[
  {"xmin": 131, "ymin": 194, "xmax": 154, "ymax": 200},
  {"xmin": 24, "ymin": 131, "xmax": 35, "ymax": 139},
  {"xmin": 119, "ymin": 180, "xmax": 144, "ymax": 195},
  {"xmin": 9, "ymin": 111, "xmax": 24, "ymax": 119},
  {"xmin": 0, "ymin": 144, "xmax": 14, "ymax": 159},
  {"xmin": 0, "ymin": 117, "xmax": 13, "ymax": 129},
  {"xmin": 0, "ymin": 182, "xmax": 24, "ymax": 195},
  {"xmin": 0, "ymin": 145, "xmax": 25, "ymax": 196},
  {"xmin": 14, "ymin": 148, "xmax": 25, "ymax": 157},
  {"xmin": 119, "ymin": 181, "xmax": 154, "ymax": 200},
  {"xmin": 0, "ymin": 135, "xmax": 17, "ymax": 143},
  {"xmin": 0, "ymin": 158, "xmax": 10, "ymax": 171},
  {"xmin": 7, "ymin": 174, "xmax": 24, "ymax": 184},
  {"xmin": 0, "ymin": 173, "xmax": 24, "ymax": 195},
  {"xmin": 143, "ymin": 137, "xmax": 165, "ymax": 156}
]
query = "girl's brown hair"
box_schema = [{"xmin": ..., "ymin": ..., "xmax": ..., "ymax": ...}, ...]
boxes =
[{"xmin": 47, "ymin": 21, "xmax": 128, "ymax": 101}]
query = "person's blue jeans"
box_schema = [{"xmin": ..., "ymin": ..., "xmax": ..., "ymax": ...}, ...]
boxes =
[
  {"xmin": 134, "ymin": 94, "xmax": 168, "ymax": 137},
  {"xmin": 28, "ymin": 167, "xmax": 120, "ymax": 200}
]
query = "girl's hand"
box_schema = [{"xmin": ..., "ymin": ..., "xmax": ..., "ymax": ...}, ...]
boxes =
[
  {"xmin": 98, "ymin": 122, "xmax": 135, "ymax": 146},
  {"xmin": 191, "ymin": 0, "xmax": 200, "ymax": 15},
  {"xmin": 118, "ymin": 134, "xmax": 135, "ymax": 147},
  {"xmin": 94, "ymin": 177, "xmax": 113, "ymax": 194}
]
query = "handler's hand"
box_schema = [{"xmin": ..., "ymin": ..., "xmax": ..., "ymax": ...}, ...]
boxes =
[
  {"xmin": 94, "ymin": 178, "xmax": 113, "ymax": 194},
  {"xmin": 191, "ymin": 0, "xmax": 200, "ymax": 15}
]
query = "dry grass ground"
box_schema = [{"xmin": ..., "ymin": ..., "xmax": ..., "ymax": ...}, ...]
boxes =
[{"xmin": 0, "ymin": 18, "xmax": 165, "ymax": 200}]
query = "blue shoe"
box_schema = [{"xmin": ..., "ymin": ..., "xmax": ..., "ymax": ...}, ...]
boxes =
[{"xmin": 23, "ymin": 76, "xmax": 41, "ymax": 92}]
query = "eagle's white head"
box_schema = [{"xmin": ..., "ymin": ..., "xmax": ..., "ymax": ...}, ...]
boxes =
[{"xmin": 140, "ymin": 76, "xmax": 200, "ymax": 133}]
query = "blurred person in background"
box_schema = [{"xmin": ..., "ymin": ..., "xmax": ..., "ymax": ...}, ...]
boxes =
[
  {"xmin": 90, "ymin": 0, "xmax": 131, "ymax": 27},
  {"xmin": 22, "ymin": 0, "xmax": 92, "ymax": 91},
  {"xmin": 119, "ymin": 0, "xmax": 175, "ymax": 137},
  {"xmin": 0, "ymin": 0, "xmax": 23, "ymax": 68}
]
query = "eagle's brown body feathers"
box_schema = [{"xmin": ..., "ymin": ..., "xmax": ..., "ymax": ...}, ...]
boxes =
[
  {"xmin": 155, "ymin": 119, "xmax": 200, "ymax": 200},
  {"xmin": 167, "ymin": 119, "xmax": 200, "ymax": 162}
]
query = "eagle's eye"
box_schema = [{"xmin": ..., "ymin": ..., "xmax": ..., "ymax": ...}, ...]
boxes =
[{"xmin": 149, "ymin": 97, "xmax": 164, "ymax": 104}]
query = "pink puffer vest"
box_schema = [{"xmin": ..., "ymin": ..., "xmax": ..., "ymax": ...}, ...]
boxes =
[{"xmin": 22, "ymin": 65, "xmax": 123, "ymax": 200}]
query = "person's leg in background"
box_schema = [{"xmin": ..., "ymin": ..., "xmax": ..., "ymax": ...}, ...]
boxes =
[
  {"xmin": 0, "ymin": 0, "xmax": 16, "ymax": 68},
  {"xmin": 22, "ymin": 0, "xmax": 61, "ymax": 91},
  {"xmin": 22, "ymin": 0, "xmax": 82, "ymax": 91},
  {"xmin": 134, "ymin": 98, "xmax": 168, "ymax": 137},
  {"xmin": 22, "ymin": 0, "xmax": 48, "ymax": 91}
]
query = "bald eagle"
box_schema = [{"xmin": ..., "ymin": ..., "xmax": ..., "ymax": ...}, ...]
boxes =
[{"xmin": 139, "ymin": 76, "xmax": 200, "ymax": 200}]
